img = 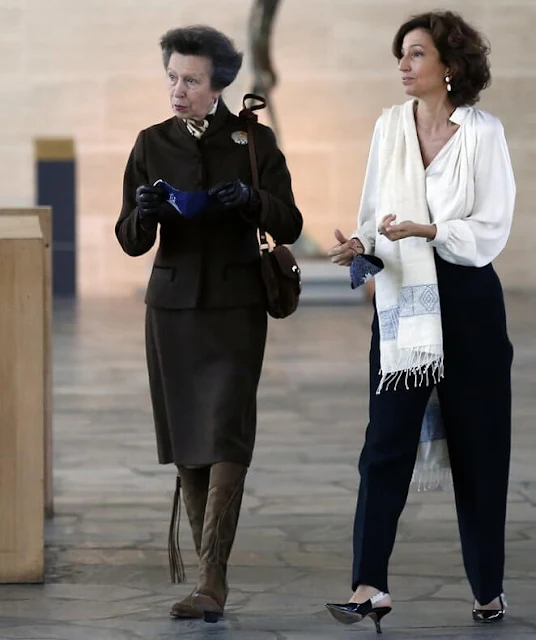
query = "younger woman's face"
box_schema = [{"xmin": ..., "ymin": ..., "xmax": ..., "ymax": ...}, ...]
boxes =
[{"xmin": 398, "ymin": 29, "xmax": 449, "ymax": 100}]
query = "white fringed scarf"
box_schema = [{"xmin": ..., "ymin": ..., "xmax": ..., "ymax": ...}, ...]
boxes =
[
  {"xmin": 374, "ymin": 100, "xmax": 444, "ymax": 391},
  {"xmin": 411, "ymin": 387, "xmax": 452, "ymax": 491},
  {"xmin": 375, "ymin": 100, "xmax": 452, "ymax": 491}
]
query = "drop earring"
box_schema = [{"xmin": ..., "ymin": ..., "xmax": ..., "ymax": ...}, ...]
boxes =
[{"xmin": 445, "ymin": 75, "xmax": 452, "ymax": 92}]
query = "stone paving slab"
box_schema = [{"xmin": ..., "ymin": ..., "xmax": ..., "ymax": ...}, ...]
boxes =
[{"xmin": 0, "ymin": 294, "xmax": 534, "ymax": 639}]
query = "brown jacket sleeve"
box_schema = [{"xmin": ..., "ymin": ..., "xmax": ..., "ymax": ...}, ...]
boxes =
[
  {"xmin": 255, "ymin": 126, "xmax": 303, "ymax": 245},
  {"xmin": 115, "ymin": 131, "xmax": 158, "ymax": 257}
]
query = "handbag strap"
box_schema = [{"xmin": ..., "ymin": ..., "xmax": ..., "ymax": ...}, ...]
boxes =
[{"xmin": 239, "ymin": 94, "xmax": 269, "ymax": 253}]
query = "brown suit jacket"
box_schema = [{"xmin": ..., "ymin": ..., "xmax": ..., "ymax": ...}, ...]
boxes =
[{"xmin": 115, "ymin": 101, "xmax": 303, "ymax": 309}]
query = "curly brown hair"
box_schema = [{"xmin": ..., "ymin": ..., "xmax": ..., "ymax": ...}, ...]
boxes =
[{"xmin": 392, "ymin": 11, "xmax": 491, "ymax": 107}]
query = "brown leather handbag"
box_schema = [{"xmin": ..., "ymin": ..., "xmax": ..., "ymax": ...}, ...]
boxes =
[{"xmin": 239, "ymin": 94, "xmax": 301, "ymax": 319}]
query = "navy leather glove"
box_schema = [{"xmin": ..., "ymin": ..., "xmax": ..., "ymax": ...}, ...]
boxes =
[
  {"xmin": 209, "ymin": 180, "xmax": 261, "ymax": 213},
  {"xmin": 135, "ymin": 184, "xmax": 168, "ymax": 220}
]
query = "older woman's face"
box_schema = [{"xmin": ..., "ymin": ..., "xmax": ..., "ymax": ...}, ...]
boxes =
[
  {"xmin": 167, "ymin": 52, "xmax": 220, "ymax": 120},
  {"xmin": 398, "ymin": 28, "xmax": 449, "ymax": 100}
]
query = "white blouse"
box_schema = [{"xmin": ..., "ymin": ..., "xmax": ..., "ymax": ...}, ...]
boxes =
[{"xmin": 353, "ymin": 105, "xmax": 516, "ymax": 267}]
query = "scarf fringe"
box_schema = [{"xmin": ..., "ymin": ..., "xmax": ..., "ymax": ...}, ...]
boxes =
[
  {"xmin": 377, "ymin": 353, "xmax": 444, "ymax": 394},
  {"xmin": 410, "ymin": 466, "xmax": 453, "ymax": 492},
  {"xmin": 168, "ymin": 474, "xmax": 186, "ymax": 584}
]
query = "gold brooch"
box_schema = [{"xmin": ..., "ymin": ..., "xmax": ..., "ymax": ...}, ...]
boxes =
[{"xmin": 231, "ymin": 131, "xmax": 248, "ymax": 145}]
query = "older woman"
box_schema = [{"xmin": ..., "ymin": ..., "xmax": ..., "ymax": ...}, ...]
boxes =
[
  {"xmin": 115, "ymin": 25, "xmax": 302, "ymax": 622},
  {"xmin": 326, "ymin": 11, "xmax": 515, "ymax": 632}
]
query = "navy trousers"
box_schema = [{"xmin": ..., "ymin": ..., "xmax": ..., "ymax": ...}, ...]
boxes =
[{"xmin": 351, "ymin": 255, "xmax": 513, "ymax": 605}]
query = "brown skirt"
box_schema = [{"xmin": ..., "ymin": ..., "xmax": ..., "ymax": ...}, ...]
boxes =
[{"xmin": 145, "ymin": 305, "xmax": 267, "ymax": 466}]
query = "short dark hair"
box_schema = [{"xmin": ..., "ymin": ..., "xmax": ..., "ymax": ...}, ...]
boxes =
[
  {"xmin": 392, "ymin": 11, "xmax": 491, "ymax": 107},
  {"xmin": 160, "ymin": 25, "xmax": 243, "ymax": 91}
]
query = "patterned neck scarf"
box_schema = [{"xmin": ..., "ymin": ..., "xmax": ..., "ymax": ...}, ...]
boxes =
[{"xmin": 185, "ymin": 99, "xmax": 218, "ymax": 139}]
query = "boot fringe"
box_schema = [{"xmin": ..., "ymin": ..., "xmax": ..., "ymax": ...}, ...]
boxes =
[{"xmin": 168, "ymin": 474, "xmax": 186, "ymax": 583}]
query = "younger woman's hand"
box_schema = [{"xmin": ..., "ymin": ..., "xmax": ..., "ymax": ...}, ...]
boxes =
[
  {"xmin": 328, "ymin": 228, "xmax": 364, "ymax": 266},
  {"xmin": 378, "ymin": 214, "xmax": 436, "ymax": 241}
]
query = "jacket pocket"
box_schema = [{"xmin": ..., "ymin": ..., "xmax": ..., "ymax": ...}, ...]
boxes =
[{"xmin": 148, "ymin": 265, "xmax": 175, "ymax": 289}]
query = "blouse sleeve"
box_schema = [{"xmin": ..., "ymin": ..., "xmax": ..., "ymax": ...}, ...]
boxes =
[
  {"xmin": 351, "ymin": 117, "xmax": 382, "ymax": 255},
  {"xmin": 429, "ymin": 115, "xmax": 516, "ymax": 267}
]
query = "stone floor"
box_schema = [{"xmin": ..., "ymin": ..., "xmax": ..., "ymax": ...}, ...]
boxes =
[{"xmin": 0, "ymin": 292, "xmax": 535, "ymax": 639}]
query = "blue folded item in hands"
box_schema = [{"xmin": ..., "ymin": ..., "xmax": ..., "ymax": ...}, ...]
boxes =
[
  {"xmin": 153, "ymin": 179, "xmax": 210, "ymax": 219},
  {"xmin": 350, "ymin": 254, "xmax": 384, "ymax": 289}
]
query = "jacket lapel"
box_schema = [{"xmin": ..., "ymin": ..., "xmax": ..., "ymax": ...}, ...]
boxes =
[{"xmin": 203, "ymin": 100, "xmax": 232, "ymax": 140}]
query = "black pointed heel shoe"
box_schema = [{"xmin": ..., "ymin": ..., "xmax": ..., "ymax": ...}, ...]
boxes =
[
  {"xmin": 326, "ymin": 592, "xmax": 392, "ymax": 634},
  {"xmin": 472, "ymin": 593, "xmax": 507, "ymax": 623}
]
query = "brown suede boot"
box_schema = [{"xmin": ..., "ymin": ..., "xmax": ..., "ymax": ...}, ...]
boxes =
[
  {"xmin": 191, "ymin": 462, "xmax": 247, "ymax": 622},
  {"xmin": 170, "ymin": 466, "xmax": 210, "ymax": 620}
]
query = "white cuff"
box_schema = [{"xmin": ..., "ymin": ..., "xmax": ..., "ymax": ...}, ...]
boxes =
[
  {"xmin": 427, "ymin": 222, "xmax": 448, "ymax": 247},
  {"xmin": 351, "ymin": 232, "xmax": 373, "ymax": 255}
]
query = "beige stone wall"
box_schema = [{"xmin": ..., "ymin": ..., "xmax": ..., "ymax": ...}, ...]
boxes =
[{"xmin": 1, "ymin": 0, "xmax": 535, "ymax": 294}]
